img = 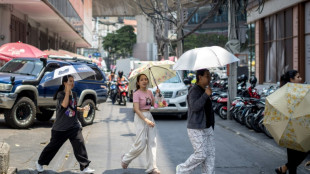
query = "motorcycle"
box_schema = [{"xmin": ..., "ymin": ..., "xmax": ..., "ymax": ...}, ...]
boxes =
[
  {"xmin": 109, "ymin": 81, "xmax": 117, "ymax": 104},
  {"xmin": 116, "ymin": 81, "xmax": 128, "ymax": 106},
  {"xmin": 214, "ymin": 93, "xmax": 228, "ymax": 119}
]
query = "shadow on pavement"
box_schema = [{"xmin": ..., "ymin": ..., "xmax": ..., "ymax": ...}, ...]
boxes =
[
  {"xmin": 119, "ymin": 108, "xmax": 134, "ymax": 115},
  {"xmin": 102, "ymin": 168, "xmax": 145, "ymax": 174},
  {"xmin": 0, "ymin": 118, "xmax": 54, "ymax": 129},
  {"xmin": 152, "ymin": 114, "xmax": 184, "ymax": 121},
  {"xmin": 17, "ymin": 169, "xmax": 79, "ymax": 174}
]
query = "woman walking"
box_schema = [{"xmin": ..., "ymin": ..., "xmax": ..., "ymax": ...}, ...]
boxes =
[
  {"xmin": 275, "ymin": 70, "xmax": 309, "ymax": 174},
  {"xmin": 121, "ymin": 73, "xmax": 161, "ymax": 174},
  {"xmin": 35, "ymin": 75, "xmax": 95, "ymax": 173},
  {"xmin": 176, "ymin": 69, "xmax": 215, "ymax": 174}
]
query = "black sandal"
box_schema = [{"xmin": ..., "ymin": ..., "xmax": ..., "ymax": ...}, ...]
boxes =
[{"xmin": 275, "ymin": 166, "xmax": 286, "ymax": 174}]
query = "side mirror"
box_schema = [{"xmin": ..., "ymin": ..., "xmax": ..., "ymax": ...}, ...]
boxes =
[
  {"xmin": 40, "ymin": 58, "xmax": 47, "ymax": 67},
  {"xmin": 183, "ymin": 78, "xmax": 190, "ymax": 85},
  {"xmin": 10, "ymin": 76, "xmax": 15, "ymax": 85}
]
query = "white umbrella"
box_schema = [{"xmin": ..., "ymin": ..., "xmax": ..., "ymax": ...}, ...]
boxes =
[
  {"xmin": 40, "ymin": 64, "xmax": 95, "ymax": 87},
  {"xmin": 173, "ymin": 46, "xmax": 240, "ymax": 70}
]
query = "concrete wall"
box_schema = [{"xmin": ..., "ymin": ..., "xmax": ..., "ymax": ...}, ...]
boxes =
[
  {"xmin": 0, "ymin": 5, "xmax": 11, "ymax": 46},
  {"xmin": 136, "ymin": 15, "xmax": 155, "ymax": 44},
  {"xmin": 82, "ymin": 0, "xmax": 92, "ymax": 45},
  {"xmin": 133, "ymin": 15, "xmax": 157, "ymax": 61},
  {"xmin": 133, "ymin": 43, "xmax": 157, "ymax": 61}
]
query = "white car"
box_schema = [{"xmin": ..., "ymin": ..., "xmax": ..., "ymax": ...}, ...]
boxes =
[{"xmin": 149, "ymin": 72, "xmax": 188, "ymax": 119}]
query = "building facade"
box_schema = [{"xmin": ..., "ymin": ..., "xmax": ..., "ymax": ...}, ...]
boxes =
[
  {"xmin": 247, "ymin": 0, "xmax": 310, "ymax": 84},
  {"xmin": 0, "ymin": 0, "xmax": 92, "ymax": 52}
]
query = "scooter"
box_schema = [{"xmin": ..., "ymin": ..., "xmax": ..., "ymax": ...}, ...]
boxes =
[
  {"xmin": 109, "ymin": 81, "xmax": 117, "ymax": 104},
  {"xmin": 116, "ymin": 81, "xmax": 128, "ymax": 106}
]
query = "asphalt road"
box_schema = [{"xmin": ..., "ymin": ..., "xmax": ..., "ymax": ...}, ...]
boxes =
[{"xmin": 0, "ymin": 100, "xmax": 309, "ymax": 174}]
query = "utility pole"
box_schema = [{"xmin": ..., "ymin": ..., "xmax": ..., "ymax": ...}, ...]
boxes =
[
  {"xmin": 163, "ymin": 0, "xmax": 169, "ymax": 60},
  {"xmin": 176, "ymin": 0, "xmax": 183, "ymax": 59},
  {"xmin": 176, "ymin": 0, "xmax": 184, "ymax": 78},
  {"xmin": 226, "ymin": 0, "xmax": 240, "ymax": 120}
]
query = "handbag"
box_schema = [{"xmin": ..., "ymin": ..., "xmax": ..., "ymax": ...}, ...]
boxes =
[{"xmin": 154, "ymin": 93, "xmax": 168, "ymax": 108}]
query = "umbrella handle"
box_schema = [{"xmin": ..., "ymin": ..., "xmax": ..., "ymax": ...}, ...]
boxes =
[
  {"xmin": 149, "ymin": 68, "xmax": 158, "ymax": 88},
  {"xmin": 149, "ymin": 68, "xmax": 162, "ymax": 97}
]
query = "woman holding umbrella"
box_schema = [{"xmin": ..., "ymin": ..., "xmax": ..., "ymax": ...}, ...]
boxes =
[
  {"xmin": 275, "ymin": 70, "xmax": 309, "ymax": 174},
  {"xmin": 35, "ymin": 75, "xmax": 95, "ymax": 173},
  {"xmin": 176, "ymin": 69, "xmax": 215, "ymax": 174},
  {"xmin": 121, "ymin": 73, "xmax": 161, "ymax": 174}
]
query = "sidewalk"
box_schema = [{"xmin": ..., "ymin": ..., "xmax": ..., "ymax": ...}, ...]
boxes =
[
  {"xmin": 13, "ymin": 103, "xmax": 310, "ymax": 174},
  {"xmin": 215, "ymin": 116, "xmax": 310, "ymax": 173}
]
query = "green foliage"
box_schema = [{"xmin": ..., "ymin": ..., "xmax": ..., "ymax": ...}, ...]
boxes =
[
  {"xmin": 183, "ymin": 33, "xmax": 228, "ymax": 52},
  {"xmin": 102, "ymin": 26, "xmax": 136, "ymax": 57}
]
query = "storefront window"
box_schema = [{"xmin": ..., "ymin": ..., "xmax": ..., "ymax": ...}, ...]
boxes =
[
  {"xmin": 305, "ymin": 2, "xmax": 310, "ymax": 83},
  {"xmin": 263, "ymin": 8, "xmax": 293, "ymax": 83},
  {"xmin": 248, "ymin": 23, "xmax": 255, "ymax": 76}
]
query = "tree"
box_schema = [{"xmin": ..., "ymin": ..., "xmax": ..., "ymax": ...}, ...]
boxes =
[
  {"xmin": 183, "ymin": 33, "xmax": 228, "ymax": 52},
  {"xmin": 102, "ymin": 25, "xmax": 137, "ymax": 57},
  {"xmin": 115, "ymin": 26, "xmax": 137, "ymax": 56},
  {"xmin": 134, "ymin": 0, "xmax": 265, "ymax": 57}
]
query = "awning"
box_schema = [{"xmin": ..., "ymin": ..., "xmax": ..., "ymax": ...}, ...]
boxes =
[
  {"xmin": 0, "ymin": 0, "xmax": 91, "ymax": 48},
  {"xmin": 44, "ymin": 49, "xmax": 92, "ymax": 62}
]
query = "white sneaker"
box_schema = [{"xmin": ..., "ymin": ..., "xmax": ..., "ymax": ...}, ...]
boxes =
[
  {"xmin": 176, "ymin": 165, "xmax": 180, "ymax": 174},
  {"xmin": 35, "ymin": 161, "xmax": 44, "ymax": 172},
  {"xmin": 81, "ymin": 167, "xmax": 95, "ymax": 174}
]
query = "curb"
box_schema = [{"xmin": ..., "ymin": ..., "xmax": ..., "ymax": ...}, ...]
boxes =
[
  {"xmin": 8, "ymin": 167, "xmax": 17, "ymax": 174},
  {"xmin": 215, "ymin": 119, "xmax": 286, "ymax": 157}
]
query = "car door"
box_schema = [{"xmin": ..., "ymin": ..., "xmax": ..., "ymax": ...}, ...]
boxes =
[{"xmin": 37, "ymin": 63, "xmax": 61, "ymax": 106}]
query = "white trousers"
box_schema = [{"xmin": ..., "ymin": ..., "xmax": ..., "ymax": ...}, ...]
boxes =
[
  {"xmin": 177, "ymin": 128, "xmax": 215, "ymax": 174},
  {"xmin": 122, "ymin": 111, "xmax": 158, "ymax": 173}
]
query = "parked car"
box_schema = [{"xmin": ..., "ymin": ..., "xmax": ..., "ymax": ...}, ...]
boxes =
[
  {"xmin": 0, "ymin": 57, "xmax": 108, "ymax": 129},
  {"xmin": 149, "ymin": 72, "xmax": 188, "ymax": 119}
]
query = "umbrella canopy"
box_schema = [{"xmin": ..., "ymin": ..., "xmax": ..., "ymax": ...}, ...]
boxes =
[
  {"xmin": 0, "ymin": 54, "xmax": 12, "ymax": 62},
  {"xmin": 173, "ymin": 46, "xmax": 239, "ymax": 70},
  {"xmin": 40, "ymin": 64, "xmax": 95, "ymax": 87},
  {"xmin": 0, "ymin": 42, "xmax": 47, "ymax": 58},
  {"xmin": 263, "ymin": 83, "xmax": 310, "ymax": 152},
  {"xmin": 128, "ymin": 61, "xmax": 176, "ymax": 91}
]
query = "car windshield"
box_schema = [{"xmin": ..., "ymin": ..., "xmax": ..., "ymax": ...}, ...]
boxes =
[
  {"xmin": 163, "ymin": 75, "xmax": 181, "ymax": 83},
  {"xmin": 0, "ymin": 59, "xmax": 43, "ymax": 77}
]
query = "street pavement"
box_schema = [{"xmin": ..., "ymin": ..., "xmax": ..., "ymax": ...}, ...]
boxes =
[{"xmin": 0, "ymin": 100, "xmax": 309, "ymax": 174}]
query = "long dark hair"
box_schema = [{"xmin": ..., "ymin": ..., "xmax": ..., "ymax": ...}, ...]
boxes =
[
  {"xmin": 53, "ymin": 75, "xmax": 74, "ymax": 100},
  {"xmin": 196, "ymin": 69, "xmax": 209, "ymax": 83},
  {"xmin": 136, "ymin": 73, "xmax": 148, "ymax": 90},
  {"xmin": 280, "ymin": 70, "xmax": 298, "ymax": 87}
]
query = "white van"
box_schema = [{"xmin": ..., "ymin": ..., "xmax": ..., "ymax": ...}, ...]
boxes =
[{"xmin": 149, "ymin": 72, "xmax": 188, "ymax": 119}]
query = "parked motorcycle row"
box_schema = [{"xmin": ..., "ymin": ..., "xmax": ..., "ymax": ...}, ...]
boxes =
[{"xmin": 210, "ymin": 74, "xmax": 279, "ymax": 139}]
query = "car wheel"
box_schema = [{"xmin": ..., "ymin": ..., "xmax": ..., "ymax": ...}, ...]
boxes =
[
  {"xmin": 4, "ymin": 97, "xmax": 36, "ymax": 129},
  {"xmin": 36, "ymin": 108, "xmax": 54, "ymax": 121},
  {"xmin": 78, "ymin": 99, "xmax": 96, "ymax": 126}
]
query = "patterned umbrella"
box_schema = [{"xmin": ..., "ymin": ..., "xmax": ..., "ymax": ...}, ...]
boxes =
[
  {"xmin": 263, "ymin": 83, "xmax": 310, "ymax": 152},
  {"xmin": 128, "ymin": 61, "xmax": 176, "ymax": 91}
]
